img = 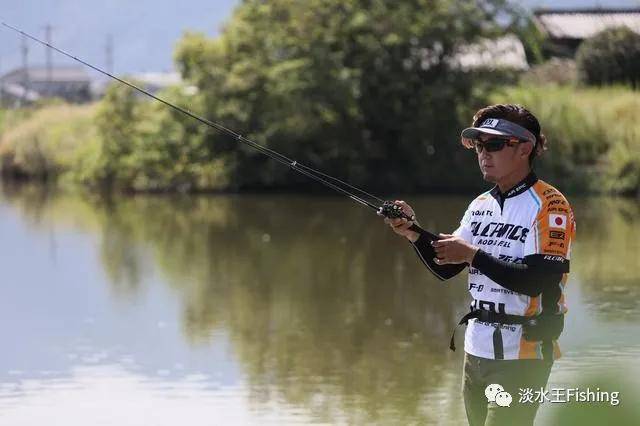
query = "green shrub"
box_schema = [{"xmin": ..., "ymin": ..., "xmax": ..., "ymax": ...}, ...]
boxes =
[
  {"xmin": 520, "ymin": 59, "xmax": 577, "ymax": 86},
  {"xmin": 0, "ymin": 104, "xmax": 98, "ymax": 179},
  {"xmin": 576, "ymin": 27, "xmax": 640, "ymax": 88},
  {"xmin": 77, "ymin": 82, "xmax": 229, "ymax": 192}
]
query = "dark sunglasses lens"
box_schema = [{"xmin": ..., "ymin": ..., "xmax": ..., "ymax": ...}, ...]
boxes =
[
  {"xmin": 475, "ymin": 139, "xmax": 507, "ymax": 153},
  {"xmin": 485, "ymin": 139, "xmax": 507, "ymax": 152}
]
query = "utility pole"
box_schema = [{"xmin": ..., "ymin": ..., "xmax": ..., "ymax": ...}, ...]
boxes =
[
  {"xmin": 21, "ymin": 33, "xmax": 29, "ymax": 106},
  {"xmin": 0, "ymin": 55, "xmax": 3, "ymax": 106},
  {"xmin": 43, "ymin": 24, "xmax": 54, "ymax": 89},
  {"xmin": 105, "ymin": 34, "xmax": 114, "ymax": 74}
]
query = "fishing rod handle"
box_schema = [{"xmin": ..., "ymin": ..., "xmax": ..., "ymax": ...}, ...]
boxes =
[{"xmin": 408, "ymin": 223, "xmax": 440, "ymax": 241}]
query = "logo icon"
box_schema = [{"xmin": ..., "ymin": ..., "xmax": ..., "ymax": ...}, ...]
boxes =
[
  {"xmin": 485, "ymin": 383, "xmax": 512, "ymax": 407},
  {"xmin": 485, "ymin": 383, "xmax": 504, "ymax": 402},
  {"xmin": 549, "ymin": 230, "xmax": 565, "ymax": 240},
  {"xmin": 482, "ymin": 118, "xmax": 500, "ymax": 128},
  {"xmin": 495, "ymin": 391, "xmax": 513, "ymax": 407}
]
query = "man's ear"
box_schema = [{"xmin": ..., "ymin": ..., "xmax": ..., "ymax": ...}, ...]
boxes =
[{"xmin": 519, "ymin": 142, "xmax": 534, "ymax": 159}]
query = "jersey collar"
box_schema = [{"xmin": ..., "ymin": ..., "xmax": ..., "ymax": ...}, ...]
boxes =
[{"xmin": 489, "ymin": 171, "xmax": 538, "ymax": 210}]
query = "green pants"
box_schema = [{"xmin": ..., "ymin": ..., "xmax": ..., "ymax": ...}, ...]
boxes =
[{"xmin": 462, "ymin": 352, "xmax": 554, "ymax": 426}]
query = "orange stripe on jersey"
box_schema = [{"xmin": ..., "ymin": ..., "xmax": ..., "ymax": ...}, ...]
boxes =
[
  {"xmin": 531, "ymin": 181, "xmax": 575, "ymax": 258},
  {"xmin": 520, "ymin": 181, "xmax": 573, "ymax": 360},
  {"xmin": 524, "ymin": 295, "xmax": 540, "ymax": 317},
  {"xmin": 557, "ymin": 274, "xmax": 569, "ymax": 314},
  {"xmin": 518, "ymin": 339, "xmax": 562, "ymax": 360},
  {"xmin": 519, "ymin": 295, "xmax": 541, "ymax": 359},
  {"xmin": 518, "ymin": 338, "xmax": 540, "ymax": 359},
  {"xmin": 553, "ymin": 340, "xmax": 562, "ymax": 360}
]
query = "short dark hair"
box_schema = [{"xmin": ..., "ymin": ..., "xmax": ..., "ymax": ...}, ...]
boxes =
[{"xmin": 471, "ymin": 104, "xmax": 547, "ymax": 166}]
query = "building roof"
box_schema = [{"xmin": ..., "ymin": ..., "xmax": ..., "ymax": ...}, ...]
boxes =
[
  {"xmin": 0, "ymin": 83, "xmax": 41, "ymax": 102},
  {"xmin": 0, "ymin": 66, "xmax": 91, "ymax": 83},
  {"xmin": 452, "ymin": 35, "xmax": 529, "ymax": 71},
  {"xmin": 90, "ymin": 72, "xmax": 185, "ymax": 97},
  {"xmin": 131, "ymin": 72, "xmax": 182, "ymax": 88},
  {"xmin": 534, "ymin": 7, "xmax": 640, "ymax": 40}
]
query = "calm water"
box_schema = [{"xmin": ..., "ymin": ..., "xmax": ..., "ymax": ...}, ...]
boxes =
[{"xmin": 0, "ymin": 184, "xmax": 639, "ymax": 425}]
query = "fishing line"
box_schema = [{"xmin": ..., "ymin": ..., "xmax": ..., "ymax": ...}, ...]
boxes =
[{"xmin": 1, "ymin": 21, "xmax": 435, "ymax": 234}]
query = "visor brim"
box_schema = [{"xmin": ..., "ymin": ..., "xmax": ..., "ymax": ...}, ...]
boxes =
[{"xmin": 460, "ymin": 127, "xmax": 512, "ymax": 139}]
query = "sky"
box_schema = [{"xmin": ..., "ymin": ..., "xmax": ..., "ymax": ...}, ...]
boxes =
[
  {"xmin": 0, "ymin": 0, "xmax": 239, "ymax": 76},
  {"xmin": 1, "ymin": 0, "xmax": 639, "ymax": 77}
]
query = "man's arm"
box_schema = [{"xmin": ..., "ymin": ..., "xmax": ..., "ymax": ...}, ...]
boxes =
[
  {"xmin": 431, "ymin": 235, "xmax": 567, "ymax": 296},
  {"xmin": 412, "ymin": 233, "xmax": 467, "ymax": 280},
  {"xmin": 384, "ymin": 200, "xmax": 474, "ymax": 281},
  {"xmin": 471, "ymin": 250, "xmax": 563, "ymax": 297},
  {"xmin": 478, "ymin": 186, "xmax": 576, "ymax": 298},
  {"xmin": 383, "ymin": 200, "xmax": 469, "ymax": 281}
]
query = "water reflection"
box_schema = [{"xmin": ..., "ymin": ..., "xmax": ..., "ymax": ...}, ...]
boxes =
[
  {"xmin": 570, "ymin": 197, "xmax": 640, "ymax": 320},
  {"xmin": 1, "ymin": 183, "xmax": 639, "ymax": 425}
]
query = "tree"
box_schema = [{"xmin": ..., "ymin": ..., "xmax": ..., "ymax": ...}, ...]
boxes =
[
  {"xmin": 91, "ymin": 82, "xmax": 229, "ymax": 191},
  {"xmin": 173, "ymin": 0, "xmax": 527, "ymax": 192},
  {"xmin": 576, "ymin": 26, "xmax": 640, "ymax": 89}
]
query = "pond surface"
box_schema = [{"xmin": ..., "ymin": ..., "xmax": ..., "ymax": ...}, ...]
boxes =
[{"xmin": 0, "ymin": 184, "xmax": 639, "ymax": 425}]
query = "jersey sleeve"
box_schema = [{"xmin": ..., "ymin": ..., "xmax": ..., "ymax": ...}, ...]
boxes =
[
  {"xmin": 452, "ymin": 202, "xmax": 474, "ymax": 243},
  {"xmin": 523, "ymin": 189, "xmax": 576, "ymax": 273}
]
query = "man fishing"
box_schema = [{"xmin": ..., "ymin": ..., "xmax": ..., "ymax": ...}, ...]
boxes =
[
  {"xmin": 4, "ymin": 22, "xmax": 577, "ymax": 426},
  {"xmin": 384, "ymin": 104, "xmax": 576, "ymax": 426}
]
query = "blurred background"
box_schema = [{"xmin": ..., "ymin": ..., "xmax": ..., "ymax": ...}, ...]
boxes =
[{"xmin": 1, "ymin": 1, "xmax": 639, "ymax": 425}]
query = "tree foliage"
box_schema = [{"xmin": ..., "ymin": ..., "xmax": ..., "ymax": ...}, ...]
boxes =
[
  {"xmin": 86, "ymin": 83, "xmax": 228, "ymax": 191},
  {"xmin": 171, "ymin": 0, "xmax": 526, "ymax": 192},
  {"xmin": 576, "ymin": 26, "xmax": 640, "ymax": 89},
  {"xmin": 13, "ymin": 1, "xmax": 530, "ymax": 192}
]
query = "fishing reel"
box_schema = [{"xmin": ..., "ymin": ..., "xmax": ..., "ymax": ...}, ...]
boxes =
[
  {"xmin": 377, "ymin": 201, "xmax": 416, "ymax": 222},
  {"xmin": 378, "ymin": 201, "xmax": 439, "ymax": 242}
]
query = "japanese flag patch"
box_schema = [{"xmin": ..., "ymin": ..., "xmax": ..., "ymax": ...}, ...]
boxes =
[{"xmin": 549, "ymin": 214, "xmax": 567, "ymax": 229}]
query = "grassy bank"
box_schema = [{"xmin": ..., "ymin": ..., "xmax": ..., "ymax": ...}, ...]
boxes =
[
  {"xmin": 0, "ymin": 95, "xmax": 229, "ymax": 192},
  {"xmin": 491, "ymin": 85, "xmax": 640, "ymax": 196},
  {"xmin": 1, "ymin": 84, "xmax": 639, "ymax": 196},
  {"xmin": 0, "ymin": 103, "xmax": 98, "ymax": 181}
]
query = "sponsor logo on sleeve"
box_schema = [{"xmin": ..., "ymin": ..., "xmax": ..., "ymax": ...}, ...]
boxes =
[
  {"xmin": 548, "ymin": 214, "xmax": 567, "ymax": 229},
  {"xmin": 543, "ymin": 255, "xmax": 566, "ymax": 262}
]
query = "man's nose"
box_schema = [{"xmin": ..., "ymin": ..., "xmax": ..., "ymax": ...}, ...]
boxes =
[{"xmin": 478, "ymin": 149, "xmax": 491, "ymax": 160}]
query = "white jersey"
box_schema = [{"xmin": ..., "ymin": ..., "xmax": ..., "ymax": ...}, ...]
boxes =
[{"xmin": 453, "ymin": 172, "xmax": 576, "ymax": 360}]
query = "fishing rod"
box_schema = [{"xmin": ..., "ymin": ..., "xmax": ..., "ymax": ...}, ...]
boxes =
[{"xmin": 1, "ymin": 22, "xmax": 437, "ymax": 240}]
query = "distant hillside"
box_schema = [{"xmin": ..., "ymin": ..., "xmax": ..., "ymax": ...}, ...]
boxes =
[{"xmin": 1, "ymin": 0, "xmax": 637, "ymax": 77}]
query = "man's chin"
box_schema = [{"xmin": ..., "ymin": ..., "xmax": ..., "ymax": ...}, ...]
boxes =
[{"xmin": 481, "ymin": 170, "xmax": 497, "ymax": 183}]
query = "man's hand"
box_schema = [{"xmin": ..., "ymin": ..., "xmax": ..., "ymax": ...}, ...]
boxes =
[
  {"xmin": 383, "ymin": 200, "xmax": 420, "ymax": 243},
  {"xmin": 431, "ymin": 233, "xmax": 479, "ymax": 265}
]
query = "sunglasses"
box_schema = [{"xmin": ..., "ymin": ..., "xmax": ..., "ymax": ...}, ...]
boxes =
[{"xmin": 463, "ymin": 137, "xmax": 521, "ymax": 153}]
